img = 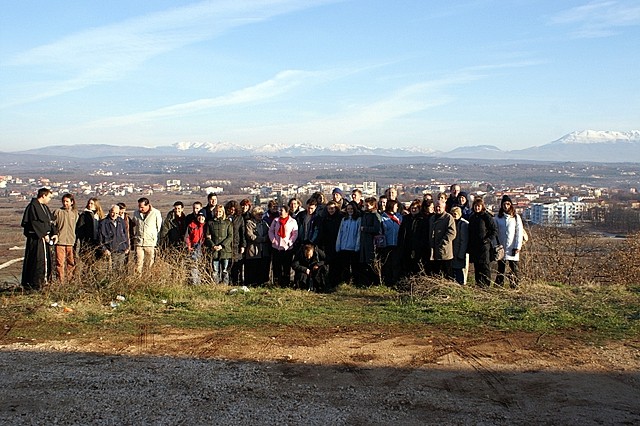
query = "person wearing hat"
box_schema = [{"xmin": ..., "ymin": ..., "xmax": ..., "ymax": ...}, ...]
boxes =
[
  {"xmin": 332, "ymin": 188, "xmax": 347, "ymax": 212},
  {"xmin": 185, "ymin": 210, "xmax": 207, "ymax": 254},
  {"xmin": 456, "ymin": 191, "xmax": 473, "ymax": 220},
  {"xmin": 185, "ymin": 210, "xmax": 207, "ymax": 284},
  {"xmin": 494, "ymin": 195, "xmax": 524, "ymax": 288}
]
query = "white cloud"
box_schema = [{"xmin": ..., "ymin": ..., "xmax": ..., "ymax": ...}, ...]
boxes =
[
  {"xmin": 551, "ymin": 1, "xmax": 640, "ymax": 38},
  {"xmin": 2, "ymin": 0, "xmax": 337, "ymax": 106},
  {"xmin": 86, "ymin": 69, "xmax": 323, "ymax": 127}
]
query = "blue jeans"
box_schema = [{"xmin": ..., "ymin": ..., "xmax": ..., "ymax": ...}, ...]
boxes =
[{"xmin": 212, "ymin": 258, "xmax": 230, "ymax": 284}]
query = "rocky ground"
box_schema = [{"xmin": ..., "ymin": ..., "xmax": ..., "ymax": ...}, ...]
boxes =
[{"xmin": 1, "ymin": 327, "xmax": 639, "ymax": 425}]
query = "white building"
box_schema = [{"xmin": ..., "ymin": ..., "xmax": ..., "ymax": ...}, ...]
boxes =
[
  {"xmin": 362, "ymin": 181, "xmax": 377, "ymax": 195},
  {"xmin": 526, "ymin": 201, "xmax": 586, "ymax": 226}
]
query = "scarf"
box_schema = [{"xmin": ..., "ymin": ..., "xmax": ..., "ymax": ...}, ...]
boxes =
[
  {"xmin": 388, "ymin": 213, "xmax": 400, "ymax": 226},
  {"xmin": 277, "ymin": 216, "xmax": 289, "ymax": 238}
]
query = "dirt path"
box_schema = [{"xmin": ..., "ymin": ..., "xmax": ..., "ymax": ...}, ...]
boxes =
[{"xmin": 1, "ymin": 327, "xmax": 639, "ymax": 424}]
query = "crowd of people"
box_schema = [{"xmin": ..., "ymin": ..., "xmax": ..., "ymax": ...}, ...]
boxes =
[{"xmin": 20, "ymin": 184, "xmax": 526, "ymax": 292}]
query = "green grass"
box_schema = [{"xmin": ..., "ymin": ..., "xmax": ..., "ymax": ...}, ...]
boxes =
[{"xmin": 1, "ymin": 278, "xmax": 639, "ymax": 343}]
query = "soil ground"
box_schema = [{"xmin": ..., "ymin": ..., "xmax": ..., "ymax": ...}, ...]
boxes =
[{"xmin": 1, "ymin": 326, "xmax": 639, "ymax": 424}]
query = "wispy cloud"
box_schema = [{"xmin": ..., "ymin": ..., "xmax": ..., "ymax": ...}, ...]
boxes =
[
  {"xmin": 86, "ymin": 69, "xmax": 324, "ymax": 127},
  {"xmin": 2, "ymin": 0, "xmax": 337, "ymax": 106},
  {"xmin": 226, "ymin": 61, "xmax": 536, "ymax": 143},
  {"xmin": 550, "ymin": 1, "xmax": 640, "ymax": 38}
]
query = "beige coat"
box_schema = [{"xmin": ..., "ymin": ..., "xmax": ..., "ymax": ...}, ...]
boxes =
[{"xmin": 429, "ymin": 212, "xmax": 457, "ymax": 261}]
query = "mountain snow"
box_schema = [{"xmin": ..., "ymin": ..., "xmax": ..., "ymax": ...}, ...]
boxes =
[{"xmin": 552, "ymin": 130, "xmax": 640, "ymax": 145}]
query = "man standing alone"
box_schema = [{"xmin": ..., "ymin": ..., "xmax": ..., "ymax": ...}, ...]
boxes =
[
  {"xmin": 21, "ymin": 188, "xmax": 57, "ymax": 291},
  {"xmin": 132, "ymin": 197, "xmax": 162, "ymax": 274}
]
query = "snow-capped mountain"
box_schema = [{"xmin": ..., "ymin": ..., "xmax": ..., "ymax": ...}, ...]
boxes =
[
  {"xmin": 170, "ymin": 141, "xmax": 436, "ymax": 157},
  {"xmin": 550, "ymin": 130, "xmax": 640, "ymax": 145},
  {"xmin": 510, "ymin": 130, "xmax": 640, "ymax": 162},
  {"xmin": 6, "ymin": 130, "xmax": 639, "ymax": 162}
]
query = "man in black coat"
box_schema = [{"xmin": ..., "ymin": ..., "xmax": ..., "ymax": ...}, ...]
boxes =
[{"xmin": 21, "ymin": 188, "xmax": 57, "ymax": 291}]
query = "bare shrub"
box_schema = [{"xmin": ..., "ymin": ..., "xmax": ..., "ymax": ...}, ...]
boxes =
[
  {"xmin": 44, "ymin": 246, "xmax": 218, "ymax": 303},
  {"xmin": 519, "ymin": 227, "xmax": 639, "ymax": 287}
]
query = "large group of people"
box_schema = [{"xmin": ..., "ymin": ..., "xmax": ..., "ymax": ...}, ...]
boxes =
[{"xmin": 20, "ymin": 184, "xmax": 526, "ymax": 292}]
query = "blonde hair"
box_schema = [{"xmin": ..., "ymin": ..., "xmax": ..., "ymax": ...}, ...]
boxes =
[
  {"xmin": 87, "ymin": 197, "xmax": 105, "ymax": 220},
  {"xmin": 450, "ymin": 206, "xmax": 462, "ymax": 219},
  {"xmin": 214, "ymin": 204, "xmax": 226, "ymax": 220}
]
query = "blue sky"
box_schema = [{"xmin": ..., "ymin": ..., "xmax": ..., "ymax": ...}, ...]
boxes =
[{"xmin": 1, "ymin": 0, "xmax": 639, "ymax": 152}]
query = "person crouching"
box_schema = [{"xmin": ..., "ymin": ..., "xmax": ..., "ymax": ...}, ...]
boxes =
[{"xmin": 292, "ymin": 244, "xmax": 327, "ymax": 292}]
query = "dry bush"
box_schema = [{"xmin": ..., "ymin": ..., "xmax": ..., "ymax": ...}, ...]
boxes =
[
  {"xmin": 519, "ymin": 227, "xmax": 640, "ymax": 287},
  {"xmin": 44, "ymin": 247, "xmax": 219, "ymax": 303}
]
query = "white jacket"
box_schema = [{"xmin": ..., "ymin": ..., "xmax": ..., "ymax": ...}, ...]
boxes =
[
  {"xmin": 133, "ymin": 207, "xmax": 163, "ymax": 247},
  {"xmin": 494, "ymin": 214, "xmax": 524, "ymax": 261}
]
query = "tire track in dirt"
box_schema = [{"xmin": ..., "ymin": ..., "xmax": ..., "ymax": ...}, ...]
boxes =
[
  {"xmin": 418, "ymin": 336, "xmax": 518, "ymax": 408},
  {"xmin": 189, "ymin": 332, "xmax": 235, "ymax": 358}
]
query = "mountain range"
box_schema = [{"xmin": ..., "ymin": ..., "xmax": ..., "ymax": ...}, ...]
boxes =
[{"xmin": 5, "ymin": 130, "xmax": 640, "ymax": 163}]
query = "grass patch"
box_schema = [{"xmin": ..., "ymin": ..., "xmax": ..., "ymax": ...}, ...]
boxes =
[{"xmin": 1, "ymin": 275, "xmax": 638, "ymax": 343}]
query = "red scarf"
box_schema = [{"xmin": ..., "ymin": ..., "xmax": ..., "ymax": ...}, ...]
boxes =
[
  {"xmin": 277, "ymin": 216, "xmax": 289, "ymax": 238},
  {"xmin": 388, "ymin": 213, "xmax": 400, "ymax": 226}
]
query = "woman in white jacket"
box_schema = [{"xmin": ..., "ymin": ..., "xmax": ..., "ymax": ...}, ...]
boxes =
[{"xmin": 494, "ymin": 195, "xmax": 524, "ymax": 288}]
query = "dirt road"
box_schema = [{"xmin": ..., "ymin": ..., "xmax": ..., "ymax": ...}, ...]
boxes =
[{"xmin": 1, "ymin": 327, "xmax": 638, "ymax": 425}]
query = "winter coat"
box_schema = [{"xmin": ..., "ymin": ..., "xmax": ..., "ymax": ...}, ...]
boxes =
[
  {"xmin": 159, "ymin": 210, "xmax": 187, "ymax": 247},
  {"xmin": 132, "ymin": 207, "xmax": 162, "ymax": 248},
  {"xmin": 295, "ymin": 210, "xmax": 320, "ymax": 246},
  {"xmin": 397, "ymin": 213, "xmax": 429, "ymax": 260},
  {"xmin": 228, "ymin": 214, "xmax": 246, "ymax": 261},
  {"xmin": 336, "ymin": 216, "xmax": 361, "ymax": 252},
  {"xmin": 429, "ymin": 212, "xmax": 456, "ymax": 261},
  {"xmin": 292, "ymin": 248, "xmax": 326, "ymax": 275},
  {"xmin": 185, "ymin": 220, "xmax": 205, "ymax": 251},
  {"xmin": 452, "ymin": 218, "xmax": 469, "ymax": 269},
  {"xmin": 76, "ymin": 209, "xmax": 99, "ymax": 245},
  {"xmin": 495, "ymin": 213, "xmax": 524, "ymax": 261},
  {"xmin": 360, "ymin": 211, "xmax": 381, "ymax": 264},
  {"xmin": 317, "ymin": 210, "xmax": 344, "ymax": 258},
  {"xmin": 244, "ymin": 217, "xmax": 270, "ymax": 260},
  {"xmin": 381, "ymin": 212, "xmax": 402, "ymax": 247},
  {"xmin": 205, "ymin": 217, "xmax": 233, "ymax": 260},
  {"xmin": 98, "ymin": 217, "xmax": 130, "ymax": 253},
  {"xmin": 268, "ymin": 216, "xmax": 298, "ymax": 252},
  {"xmin": 467, "ymin": 210, "xmax": 497, "ymax": 264}
]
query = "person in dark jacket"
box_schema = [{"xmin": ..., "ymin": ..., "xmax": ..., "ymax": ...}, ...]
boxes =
[
  {"xmin": 398, "ymin": 199, "xmax": 429, "ymax": 277},
  {"xmin": 159, "ymin": 201, "xmax": 187, "ymax": 249},
  {"xmin": 359, "ymin": 197, "xmax": 382, "ymax": 287},
  {"xmin": 457, "ymin": 191, "xmax": 473, "ymax": 220},
  {"xmin": 21, "ymin": 188, "xmax": 57, "ymax": 290},
  {"xmin": 317, "ymin": 200, "xmax": 344, "ymax": 291},
  {"xmin": 184, "ymin": 201, "xmax": 203, "ymax": 226},
  {"xmin": 225, "ymin": 200, "xmax": 246, "ymax": 285},
  {"xmin": 244, "ymin": 206, "xmax": 271, "ymax": 286},
  {"xmin": 295, "ymin": 198, "xmax": 320, "ymax": 248},
  {"xmin": 419, "ymin": 198, "xmax": 435, "ymax": 275},
  {"xmin": 204, "ymin": 205, "xmax": 233, "ymax": 284},
  {"xmin": 76, "ymin": 197, "xmax": 104, "ymax": 260},
  {"xmin": 445, "ymin": 183, "xmax": 461, "ymax": 212},
  {"xmin": 467, "ymin": 197, "xmax": 497, "ymax": 287},
  {"xmin": 98, "ymin": 205, "xmax": 130, "ymax": 272},
  {"xmin": 117, "ymin": 202, "xmax": 135, "ymax": 265},
  {"xmin": 292, "ymin": 244, "xmax": 327, "ymax": 292}
]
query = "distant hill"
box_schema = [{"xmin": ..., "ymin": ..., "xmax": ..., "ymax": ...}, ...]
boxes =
[{"xmin": 4, "ymin": 130, "xmax": 639, "ymax": 163}]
